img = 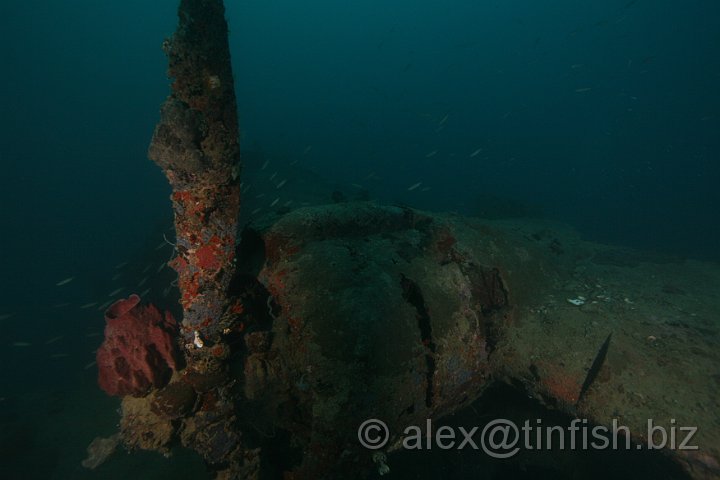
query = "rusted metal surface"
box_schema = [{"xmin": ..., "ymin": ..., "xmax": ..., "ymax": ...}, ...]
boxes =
[
  {"xmin": 148, "ymin": 0, "xmax": 241, "ymax": 347},
  {"xmin": 141, "ymin": 0, "xmax": 255, "ymax": 477},
  {"xmin": 238, "ymin": 203, "xmax": 536, "ymax": 478}
]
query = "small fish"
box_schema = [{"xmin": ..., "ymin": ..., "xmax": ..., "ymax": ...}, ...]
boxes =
[
  {"xmin": 155, "ymin": 241, "xmax": 167, "ymax": 250},
  {"xmin": 255, "ymin": 193, "xmax": 266, "ymax": 199},
  {"xmin": 470, "ymin": 148, "xmax": 482, "ymax": 158},
  {"xmin": 80, "ymin": 302, "xmax": 98, "ymax": 309},
  {"xmin": 141, "ymin": 264, "xmax": 152, "ymax": 274},
  {"xmin": 283, "ymin": 200, "xmax": 294, "ymax": 207},
  {"xmin": 270, "ymin": 198, "xmax": 280, "ymax": 207},
  {"xmin": 276, "ymin": 179, "xmax": 287, "ymax": 189},
  {"xmin": 140, "ymin": 288, "xmax": 151, "ymax": 297},
  {"xmin": 251, "ymin": 207, "xmax": 263, "ymax": 215},
  {"xmin": 115, "ymin": 262, "xmax": 127, "ymax": 269},
  {"xmin": 261, "ymin": 160, "xmax": 269, "ymax": 170},
  {"xmin": 438, "ymin": 113, "xmax": 449, "ymax": 125},
  {"xmin": 425, "ymin": 150, "xmax": 437, "ymax": 158},
  {"xmin": 138, "ymin": 277, "xmax": 148, "ymax": 287},
  {"xmin": 575, "ymin": 87, "xmax": 592, "ymax": 93},
  {"xmin": 111, "ymin": 273, "xmax": 121, "ymax": 281},
  {"xmin": 407, "ymin": 182, "xmax": 422, "ymax": 191},
  {"xmin": 421, "ymin": 187, "xmax": 432, "ymax": 192},
  {"xmin": 303, "ymin": 145, "xmax": 312, "ymax": 155},
  {"xmin": 156, "ymin": 262, "xmax": 167, "ymax": 274},
  {"xmin": 45, "ymin": 336, "xmax": 64, "ymax": 345},
  {"xmin": 108, "ymin": 287, "xmax": 124, "ymax": 297},
  {"xmin": 571, "ymin": 63, "xmax": 584, "ymax": 69},
  {"xmin": 55, "ymin": 277, "xmax": 74, "ymax": 286},
  {"xmin": 83, "ymin": 361, "xmax": 97, "ymax": 370},
  {"xmin": 269, "ymin": 172, "xmax": 277, "ymax": 181},
  {"xmin": 0, "ymin": 313, "xmax": 13, "ymax": 321},
  {"xmin": 351, "ymin": 183, "xmax": 364, "ymax": 189},
  {"xmin": 12, "ymin": 342, "xmax": 31, "ymax": 347}
]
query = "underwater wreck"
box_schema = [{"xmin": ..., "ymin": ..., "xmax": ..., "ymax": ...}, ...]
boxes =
[{"xmin": 88, "ymin": 1, "xmax": 720, "ymax": 478}]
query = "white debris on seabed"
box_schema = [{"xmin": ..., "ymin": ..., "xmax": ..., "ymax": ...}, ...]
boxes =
[{"xmin": 567, "ymin": 296, "xmax": 586, "ymax": 306}]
